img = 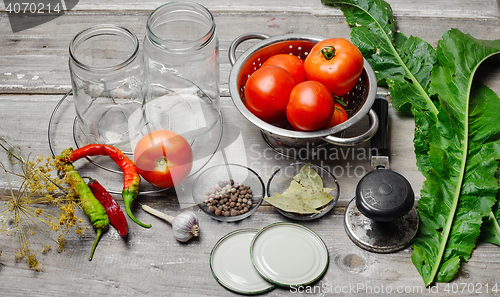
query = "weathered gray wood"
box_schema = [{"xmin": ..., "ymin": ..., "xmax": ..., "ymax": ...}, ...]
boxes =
[
  {"xmin": 1, "ymin": 0, "xmax": 499, "ymax": 17},
  {"xmin": 2, "ymin": 0, "xmax": 500, "ymax": 295},
  {"xmin": 0, "ymin": 91, "xmax": 490, "ymax": 296},
  {"xmin": 1, "ymin": 1, "xmax": 500, "ymax": 94},
  {"xmin": 0, "ymin": 94, "xmax": 423, "ymax": 205},
  {"xmin": 1, "ymin": 202, "xmax": 500, "ymax": 297}
]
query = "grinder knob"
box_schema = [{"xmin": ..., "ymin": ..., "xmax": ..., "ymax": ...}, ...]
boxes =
[{"xmin": 355, "ymin": 169, "xmax": 414, "ymax": 222}]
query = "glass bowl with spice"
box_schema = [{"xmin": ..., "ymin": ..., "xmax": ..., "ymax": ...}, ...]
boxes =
[
  {"xmin": 192, "ymin": 163, "xmax": 265, "ymax": 222},
  {"xmin": 266, "ymin": 162, "xmax": 340, "ymax": 221}
]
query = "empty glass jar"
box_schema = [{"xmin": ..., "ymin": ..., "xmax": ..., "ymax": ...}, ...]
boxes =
[
  {"xmin": 143, "ymin": 1, "xmax": 220, "ymax": 141},
  {"xmin": 69, "ymin": 24, "xmax": 145, "ymax": 152}
]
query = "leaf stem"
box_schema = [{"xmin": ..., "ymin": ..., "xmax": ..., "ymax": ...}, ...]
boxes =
[
  {"xmin": 320, "ymin": 46, "xmax": 336, "ymax": 60},
  {"xmin": 427, "ymin": 134, "xmax": 468, "ymax": 286},
  {"xmin": 334, "ymin": 0, "xmax": 439, "ymax": 118},
  {"xmin": 0, "ymin": 137, "xmax": 67, "ymax": 194},
  {"xmin": 425, "ymin": 52, "xmax": 497, "ymax": 286}
]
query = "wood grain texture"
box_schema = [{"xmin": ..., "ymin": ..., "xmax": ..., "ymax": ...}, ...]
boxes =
[
  {"xmin": 1, "ymin": 0, "xmax": 500, "ymax": 94},
  {"xmin": 1, "ymin": 203, "xmax": 500, "ymax": 297},
  {"xmin": 1, "ymin": 0, "xmax": 499, "ymax": 16},
  {"xmin": 0, "ymin": 94, "xmax": 423, "ymax": 205},
  {"xmin": 1, "ymin": 0, "xmax": 500, "ymax": 296}
]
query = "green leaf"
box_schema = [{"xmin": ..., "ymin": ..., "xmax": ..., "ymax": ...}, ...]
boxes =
[
  {"xmin": 409, "ymin": 30, "xmax": 500, "ymax": 286},
  {"xmin": 322, "ymin": 0, "xmax": 500, "ymax": 286},
  {"xmin": 412, "ymin": 109, "xmax": 434, "ymax": 173},
  {"xmin": 470, "ymin": 80, "xmax": 500, "ymax": 247},
  {"xmin": 321, "ymin": 0, "xmax": 438, "ymax": 176},
  {"xmin": 435, "ymin": 257, "xmax": 461, "ymax": 283},
  {"xmin": 322, "ymin": 0, "xmax": 438, "ymax": 116},
  {"xmin": 480, "ymin": 202, "xmax": 500, "ymax": 246}
]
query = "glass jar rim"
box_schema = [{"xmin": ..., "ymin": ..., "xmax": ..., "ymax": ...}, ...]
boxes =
[
  {"xmin": 146, "ymin": 1, "xmax": 216, "ymax": 51},
  {"xmin": 69, "ymin": 24, "xmax": 140, "ymax": 72}
]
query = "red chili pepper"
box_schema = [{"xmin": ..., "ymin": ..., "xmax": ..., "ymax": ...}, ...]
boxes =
[
  {"xmin": 58, "ymin": 144, "xmax": 151, "ymax": 228},
  {"xmin": 87, "ymin": 178, "xmax": 128, "ymax": 238}
]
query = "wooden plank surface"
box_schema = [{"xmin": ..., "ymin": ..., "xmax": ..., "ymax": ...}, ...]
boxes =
[
  {"xmin": 1, "ymin": 1, "xmax": 500, "ymax": 94},
  {"xmin": 1, "ymin": 0, "xmax": 500, "ymax": 296},
  {"xmin": 1, "ymin": 0, "xmax": 499, "ymax": 16}
]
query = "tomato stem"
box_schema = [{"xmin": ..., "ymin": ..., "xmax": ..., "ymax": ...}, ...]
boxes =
[
  {"xmin": 320, "ymin": 46, "xmax": 336, "ymax": 60},
  {"xmin": 335, "ymin": 98, "xmax": 347, "ymax": 106},
  {"xmin": 156, "ymin": 156, "xmax": 170, "ymax": 172}
]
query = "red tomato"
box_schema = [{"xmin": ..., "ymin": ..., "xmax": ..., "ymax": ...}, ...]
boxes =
[
  {"xmin": 134, "ymin": 130, "xmax": 193, "ymax": 189},
  {"xmin": 323, "ymin": 102, "xmax": 348, "ymax": 129},
  {"xmin": 262, "ymin": 54, "xmax": 307, "ymax": 84},
  {"xmin": 286, "ymin": 81, "xmax": 335, "ymax": 131},
  {"xmin": 304, "ymin": 38, "xmax": 364, "ymax": 96},
  {"xmin": 244, "ymin": 65, "xmax": 296, "ymax": 124}
]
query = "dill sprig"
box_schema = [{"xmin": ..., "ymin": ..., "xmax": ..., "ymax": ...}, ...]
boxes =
[{"xmin": 0, "ymin": 138, "xmax": 85, "ymax": 271}]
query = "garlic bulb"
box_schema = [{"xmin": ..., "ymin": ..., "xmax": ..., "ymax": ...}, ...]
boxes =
[
  {"xmin": 142, "ymin": 205, "xmax": 200, "ymax": 242},
  {"xmin": 171, "ymin": 211, "xmax": 200, "ymax": 242}
]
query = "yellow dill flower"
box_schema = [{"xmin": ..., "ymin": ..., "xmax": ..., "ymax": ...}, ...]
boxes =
[
  {"xmin": 36, "ymin": 207, "xmax": 43, "ymax": 217},
  {"xmin": 0, "ymin": 138, "xmax": 84, "ymax": 271},
  {"xmin": 57, "ymin": 235, "xmax": 66, "ymax": 253}
]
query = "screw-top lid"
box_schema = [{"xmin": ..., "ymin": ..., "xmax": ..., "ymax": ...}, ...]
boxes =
[{"xmin": 355, "ymin": 169, "xmax": 414, "ymax": 222}]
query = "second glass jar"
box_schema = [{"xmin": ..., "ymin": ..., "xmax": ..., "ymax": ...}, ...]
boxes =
[{"xmin": 143, "ymin": 1, "xmax": 220, "ymax": 141}]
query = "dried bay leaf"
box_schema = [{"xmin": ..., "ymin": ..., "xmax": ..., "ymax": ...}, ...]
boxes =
[
  {"xmin": 293, "ymin": 163, "xmax": 324, "ymax": 192},
  {"xmin": 265, "ymin": 193, "xmax": 319, "ymax": 214},
  {"xmin": 265, "ymin": 163, "xmax": 335, "ymax": 214},
  {"xmin": 323, "ymin": 187, "xmax": 335, "ymax": 194},
  {"xmin": 296, "ymin": 190, "xmax": 334, "ymax": 210},
  {"xmin": 282, "ymin": 179, "xmax": 304, "ymax": 194}
]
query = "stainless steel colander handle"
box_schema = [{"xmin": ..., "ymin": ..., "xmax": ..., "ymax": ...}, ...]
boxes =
[
  {"xmin": 321, "ymin": 109, "xmax": 379, "ymax": 146},
  {"xmin": 228, "ymin": 33, "xmax": 272, "ymax": 66}
]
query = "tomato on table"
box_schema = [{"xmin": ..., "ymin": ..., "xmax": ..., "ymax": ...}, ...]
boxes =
[
  {"xmin": 286, "ymin": 81, "xmax": 335, "ymax": 131},
  {"xmin": 244, "ymin": 65, "xmax": 296, "ymax": 124},
  {"xmin": 304, "ymin": 38, "xmax": 364, "ymax": 96},
  {"xmin": 262, "ymin": 54, "xmax": 307, "ymax": 84},
  {"xmin": 134, "ymin": 130, "xmax": 193, "ymax": 189},
  {"xmin": 323, "ymin": 102, "xmax": 348, "ymax": 129}
]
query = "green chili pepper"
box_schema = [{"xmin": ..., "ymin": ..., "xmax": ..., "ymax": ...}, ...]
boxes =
[
  {"xmin": 61, "ymin": 161, "xmax": 109, "ymax": 261},
  {"xmin": 58, "ymin": 145, "xmax": 150, "ymax": 228}
]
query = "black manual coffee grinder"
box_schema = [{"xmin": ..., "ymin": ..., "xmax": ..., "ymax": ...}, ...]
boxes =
[{"xmin": 344, "ymin": 95, "xmax": 419, "ymax": 253}]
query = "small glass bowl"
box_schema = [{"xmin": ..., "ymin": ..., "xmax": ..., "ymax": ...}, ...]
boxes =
[
  {"xmin": 266, "ymin": 162, "xmax": 340, "ymax": 221},
  {"xmin": 192, "ymin": 163, "xmax": 265, "ymax": 222}
]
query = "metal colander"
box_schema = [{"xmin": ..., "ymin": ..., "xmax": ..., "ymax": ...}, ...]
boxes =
[{"xmin": 228, "ymin": 33, "xmax": 378, "ymax": 151}]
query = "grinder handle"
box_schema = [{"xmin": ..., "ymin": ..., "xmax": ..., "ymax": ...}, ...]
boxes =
[
  {"xmin": 371, "ymin": 95, "xmax": 389, "ymax": 156},
  {"xmin": 356, "ymin": 169, "xmax": 415, "ymax": 222}
]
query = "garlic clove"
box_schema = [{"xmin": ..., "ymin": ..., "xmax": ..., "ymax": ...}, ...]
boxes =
[{"xmin": 190, "ymin": 224, "xmax": 200, "ymax": 237}]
